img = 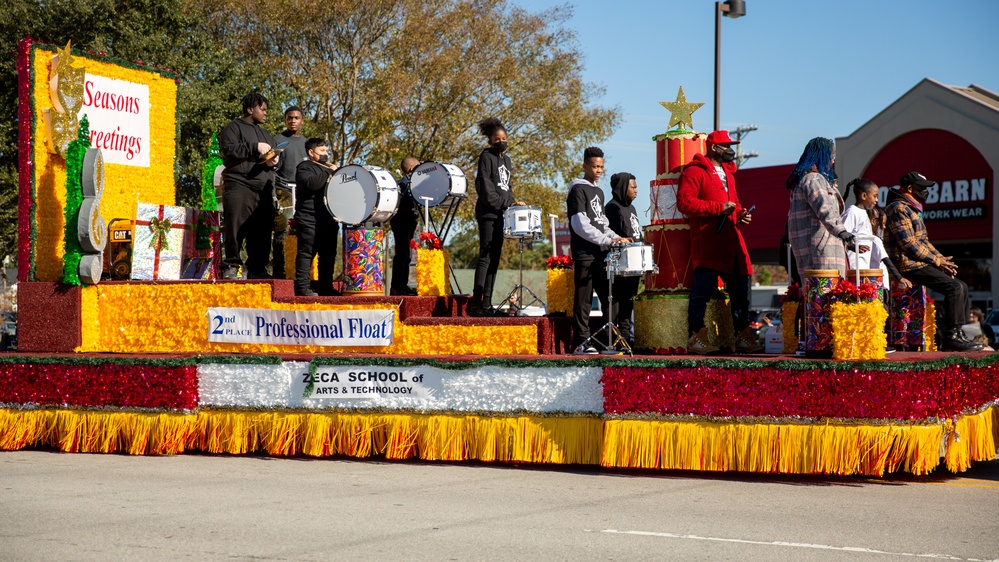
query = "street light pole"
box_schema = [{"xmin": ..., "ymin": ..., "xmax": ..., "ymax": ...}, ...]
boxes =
[{"xmin": 713, "ymin": 0, "xmax": 746, "ymax": 131}]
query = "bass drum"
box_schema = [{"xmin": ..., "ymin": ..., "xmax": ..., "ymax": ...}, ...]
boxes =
[
  {"xmin": 325, "ymin": 164, "xmax": 400, "ymax": 226},
  {"xmin": 409, "ymin": 162, "xmax": 467, "ymax": 208}
]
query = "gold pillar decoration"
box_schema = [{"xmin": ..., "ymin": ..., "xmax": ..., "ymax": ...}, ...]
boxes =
[{"xmin": 44, "ymin": 42, "xmax": 86, "ymax": 157}]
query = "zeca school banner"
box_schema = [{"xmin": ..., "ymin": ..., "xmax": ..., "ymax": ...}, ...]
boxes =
[{"xmin": 206, "ymin": 308, "xmax": 395, "ymax": 346}]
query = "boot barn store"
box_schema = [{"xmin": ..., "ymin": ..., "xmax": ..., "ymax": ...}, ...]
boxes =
[{"xmin": 739, "ymin": 78, "xmax": 998, "ymax": 309}]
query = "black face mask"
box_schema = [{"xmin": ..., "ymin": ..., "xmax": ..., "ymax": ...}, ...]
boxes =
[
  {"xmin": 911, "ymin": 186, "xmax": 929, "ymax": 203},
  {"xmin": 716, "ymin": 146, "xmax": 736, "ymax": 164},
  {"xmin": 317, "ymin": 153, "xmax": 329, "ymax": 164},
  {"xmin": 493, "ymin": 141, "xmax": 508, "ymax": 153}
]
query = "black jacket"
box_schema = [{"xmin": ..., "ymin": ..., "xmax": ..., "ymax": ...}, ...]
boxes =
[
  {"xmin": 295, "ymin": 160, "xmax": 335, "ymax": 220},
  {"xmin": 474, "ymin": 147, "xmax": 514, "ymax": 218},
  {"xmin": 219, "ymin": 117, "xmax": 276, "ymax": 192},
  {"xmin": 605, "ymin": 172, "xmax": 642, "ymax": 240}
]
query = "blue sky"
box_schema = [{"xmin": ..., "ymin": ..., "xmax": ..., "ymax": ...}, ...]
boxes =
[{"xmin": 518, "ymin": 0, "xmax": 999, "ymax": 219}]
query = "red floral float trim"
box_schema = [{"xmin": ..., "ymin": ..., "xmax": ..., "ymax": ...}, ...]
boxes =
[
  {"xmin": 0, "ymin": 362, "xmax": 199, "ymax": 410},
  {"xmin": 602, "ymin": 363, "xmax": 999, "ymax": 421}
]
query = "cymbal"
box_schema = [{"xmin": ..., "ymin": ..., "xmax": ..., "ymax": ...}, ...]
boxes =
[{"xmin": 258, "ymin": 141, "xmax": 290, "ymax": 164}]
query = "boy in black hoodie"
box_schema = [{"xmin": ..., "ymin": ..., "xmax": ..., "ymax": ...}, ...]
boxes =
[
  {"xmin": 605, "ymin": 172, "xmax": 642, "ymax": 345},
  {"xmin": 567, "ymin": 147, "xmax": 631, "ymax": 354}
]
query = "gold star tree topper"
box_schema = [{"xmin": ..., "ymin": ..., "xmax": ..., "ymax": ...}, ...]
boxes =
[{"xmin": 659, "ymin": 86, "xmax": 704, "ymax": 131}]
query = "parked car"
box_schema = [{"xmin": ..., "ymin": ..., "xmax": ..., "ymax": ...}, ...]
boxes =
[
  {"xmin": 986, "ymin": 310, "xmax": 999, "ymax": 346},
  {"xmin": 748, "ymin": 309, "xmax": 780, "ymax": 344}
]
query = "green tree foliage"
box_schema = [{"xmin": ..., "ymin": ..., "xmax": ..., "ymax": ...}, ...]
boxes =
[
  {"xmin": 0, "ymin": 0, "xmax": 618, "ymax": 269},
  {"xmin": 200, "ymin": 0, "xmax": 619, "ymax": 227},
  {"xmin": 0, "ymin": 0, "xmax": 268, "ymax": 264}
]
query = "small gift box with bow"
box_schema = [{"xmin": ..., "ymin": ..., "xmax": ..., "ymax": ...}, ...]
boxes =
[
  {"xmin": 181, "ymin": 209, "xmax": 221, "ymax": 280},
  {"xmin": 131, "ymin": 202, "xmax": 190, "ymax": 280}
]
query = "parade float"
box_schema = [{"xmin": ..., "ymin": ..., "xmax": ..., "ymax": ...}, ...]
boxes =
[{"xmin": 2, "ymin": 40, "xmax": 996, "ymax": 477}]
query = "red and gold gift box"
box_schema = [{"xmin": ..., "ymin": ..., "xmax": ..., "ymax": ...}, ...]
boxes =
[
  {"xmin": 643, "ymin": 223, "xmax": 693, "ymax": 291},
  {"xmin": 654, "ymin": 132, "xmax": 706, "ymax": 176}
]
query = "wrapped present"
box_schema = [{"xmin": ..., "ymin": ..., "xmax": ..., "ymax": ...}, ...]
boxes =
[
  {"xmin": 132, "ymin": 203, "xmax": 188, "ymax": 280},
  {"xmin": 182, "ymin": 209, "xmax": 221, "ymax": 280}
]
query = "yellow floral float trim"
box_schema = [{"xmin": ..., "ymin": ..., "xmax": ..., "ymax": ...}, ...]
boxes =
[
  {"xmin": 602, "ymin": 406, "xmax": 999, "ymax": 476},
  {"xmin": 76, "ymin": 283, "xmax": 536, "ymax": 354},
  {"xmin": 416, "ymin": 249, "xmax": 450, "ymax": 296},
  {"xmin": 781, "ymin": 302, "xmax": 798, "ymax": 354},
  {"xmin": 0, "ymin": 408, "xmax": 600, "ymax": 465},
  {"xmin": 925, "ymin": 299, "xmax": 938, "ymax": 351},
  {"xmin": 30, "ymin": 47, "xmax": 177, "ymax": 282},
  {"xmin": 830, "ymin": 301, "xmax": 889, "ymax": 361},
  {"xmin": 3, "ymin": 406, "xmax": 995, "ymax": 476},
  {"xmin": 546, "ymin": 268, "xmax": 574, "ymax": 316}
]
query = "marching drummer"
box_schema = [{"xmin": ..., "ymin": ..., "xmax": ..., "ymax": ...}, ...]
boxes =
[
  {"xmin": 605, "ymin": 172, "xmax": 642, "ymax": 347},
  {"xmin": 471, "ymin": 117, "xmax": 525, "ymax": 317},
  {"xmin": 390, "ymin": 156, "xmax": 421, "ymax": 296},
  {"xmin": 567, "ymin": 147, "xmax": 631, "ymax": 355},
  {"xmin": 293, "ymin": 138, "xmax": 340, "ymax": 297}
]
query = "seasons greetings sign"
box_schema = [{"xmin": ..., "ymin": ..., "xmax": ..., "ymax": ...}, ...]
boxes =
[{"xmin": 80, "ymin": 74, "xmax": 151, "ymax": 167}]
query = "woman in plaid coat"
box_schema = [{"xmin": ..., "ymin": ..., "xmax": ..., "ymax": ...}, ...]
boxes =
[{"xmin": 786, "ymin": 137, "xmax": 856, "ymax": 280}]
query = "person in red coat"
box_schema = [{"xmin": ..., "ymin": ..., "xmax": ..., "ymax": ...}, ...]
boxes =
[{"xmin": 676, "ymin": 130, "xmax": 760, "ymax": 354}]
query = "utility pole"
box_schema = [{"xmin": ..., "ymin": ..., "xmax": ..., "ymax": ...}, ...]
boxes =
[{"xmin": 732, "ymin": 124, "xmax": 759, "ymax": 167}]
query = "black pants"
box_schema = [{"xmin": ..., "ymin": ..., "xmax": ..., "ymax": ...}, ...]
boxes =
[
  {"xmin": 272, "ymin": 227, "xmax": 287, "ymax": 278},
  {"xmin": 611, "ymin": 275, "xmax": 640, "ymax": 340},
  {"xmin": 572, "ymin": 256, "xmax": 609, "ymax": 346},
  {"xmin": 688, "ymin": 266, "xmax": 751, "ymax": 335},
  {"xmin": 294, "ymin": 208, "xmax": 339, "ymax": 294},
  {"xmin": 473, "ymin": 214, "xmax": 505, "ymax": 307},
  {"xmin": 902, "ymin": 265, "xmax": 969, "ymax": 330},
  {"xmin": 223, "ymin": 182, "xmax": 274, "ymax": 276},
  {"xmin": 390, "ymin": 211, "xmax": 418, "ymax": 292}
]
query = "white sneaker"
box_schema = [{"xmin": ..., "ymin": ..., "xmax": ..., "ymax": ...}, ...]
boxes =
[{"xmin": 573, "ymin": 344, "xmax": 598, "ymax": 355}]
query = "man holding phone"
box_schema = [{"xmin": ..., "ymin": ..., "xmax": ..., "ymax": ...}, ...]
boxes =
[{"xmin": 677, "ymin": 130, "xmax": 760, "ymax": 354}]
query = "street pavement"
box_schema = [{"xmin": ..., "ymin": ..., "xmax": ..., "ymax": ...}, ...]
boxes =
[{"xmin": 1, "ymin": 450, "xmax": 997, "ymax": 561}]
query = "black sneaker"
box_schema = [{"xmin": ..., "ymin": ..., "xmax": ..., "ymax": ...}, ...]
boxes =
[
  {"xmin": 389, "ymin": 287, "xmax": 419, "ymax": 296},
  {"xmin": 468, "ymin": 305, "xmax": 494, "ymax": 317},
  {"xmin": 295, "ymin": 288, "xmax": 319, "ymax": 297},
  {"xmin": 573, "ymin": 344, "xmax": 598, "ymax": 355}
]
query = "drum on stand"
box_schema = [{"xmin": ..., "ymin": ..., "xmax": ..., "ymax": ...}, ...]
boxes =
[
  {"xmin": 847, "ymin": 268, "xmax": 885, "ymax": 301},
  {"xmin": 325, "ymin": 164, "xmax": 399, "ymax": 226},
  {"xmin": 803, "ymin": 268, "xmax": 840, "ymax": 353},
  {"xmin": 409, "ymin": 162, "xmax": 467, "ymax": 208},
  {"xmin": 610, "ymin": 243, "xmax": 656, "ymax": 277},
  {"xmin": 326, "ymin": 165, "xmax": 399, "ymax": 295},
  {"xmin": 342, "ymin": 226, "xmax": 386, "ymax": 295},
  {"xmin": 503, "ymin": 206, "xmax": 543, "ymax": 239}
]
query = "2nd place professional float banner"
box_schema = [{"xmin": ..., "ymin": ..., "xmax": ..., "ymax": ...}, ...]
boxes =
[{"xmin": 206, "ymin": 308, "xmax": 394, "ymax": 346}]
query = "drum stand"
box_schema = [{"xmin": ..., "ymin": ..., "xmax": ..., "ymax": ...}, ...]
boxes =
[
  {"xmin": 579, "ymin": 249, "xmax": 633, "ymax": 355},
  {"xmin": 421, "ymin": 197, "xmax": 465, "ymax": 294},
  {"xmin": 497, "ymin": 236, "xmax": 546, "ymax": 315}
]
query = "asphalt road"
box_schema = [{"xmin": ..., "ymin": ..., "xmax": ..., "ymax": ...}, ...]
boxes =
[{"xmin": 2, "ymin": 450, "xmax": 997, "ymax": 561}]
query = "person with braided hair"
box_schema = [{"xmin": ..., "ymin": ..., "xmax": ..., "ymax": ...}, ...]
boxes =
[
  {"xmin": 786, "ymin": 137, "xmax": 855, "ymax": 281},
  {"xmin": 471, "ymin": 117, "xmax": 525, "ymax": 317}
]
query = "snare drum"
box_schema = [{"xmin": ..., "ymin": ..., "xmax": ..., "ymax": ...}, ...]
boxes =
[
  {"xmin": 503, "ymin": 206, "xmax": 543, "ymax": 239},
  {"xmin": 410, "ymin": 162, "xmax": 467, "ymax": 207},
  {"xmin": 611, "ymin": 243, "xmax": 655, "ymax": 276},
  {"xmin": 325, "ymin": 165, "xmax": 400, "ymax": 226}
]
